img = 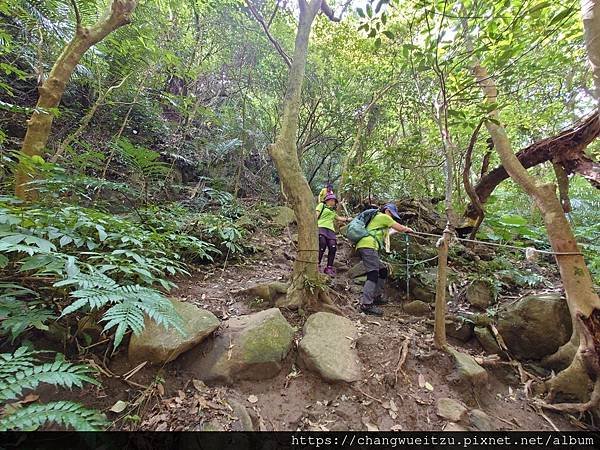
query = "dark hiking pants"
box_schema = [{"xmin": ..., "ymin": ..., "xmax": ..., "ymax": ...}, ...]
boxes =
[{"xmin": 357, "ymin": 248, "xmax": 388, "ymax": 306}]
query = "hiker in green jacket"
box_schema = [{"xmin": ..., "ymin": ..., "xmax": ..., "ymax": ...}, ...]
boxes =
[
  {"xmin": 316, "ymin": 193, "xmax": 349, "ymax": 275},
  {"xmin": 357, "ymin": 203, "xmax": 413, "ymax": 316}
]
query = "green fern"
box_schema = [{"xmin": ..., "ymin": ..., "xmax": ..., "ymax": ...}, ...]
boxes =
[
  {"xmin": 0, "ymin": 347, "xmax": 39, "ymax": 378},
  {"xmin": 0, "ymin": 401, "xmax": 108, "ymax": 431},
  {"xmin": 0, "ymin": 347, "xmax": 106, "ymax": 431},
  {"xmin": 57, "ymin": 271, "xmax": 185, "ymax": 348},
  {"xmin": 0, "ymin": 297, "xmax": 55, "ymax": 340},
  {"xmin": 0, "ymin": 353, "xmax": 98, "ymax": 402}
]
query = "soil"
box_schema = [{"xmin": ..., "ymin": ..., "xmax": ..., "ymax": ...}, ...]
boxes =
[{"xmin": 42, "ymin": 226, "xmax": 589, "ymax": 432}]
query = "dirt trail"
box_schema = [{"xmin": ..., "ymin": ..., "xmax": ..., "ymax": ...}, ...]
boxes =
[{"xmin": 84, "ymin": 229, "xmax": 581, "ymax": 431}]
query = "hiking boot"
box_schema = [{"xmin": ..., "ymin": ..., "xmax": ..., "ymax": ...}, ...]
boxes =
[
  {"xmin": 360, "ymin": 304, "xmax": 384, "ymax": 316},
  {"xmin": 324, "ymin": 266, "xmax": 336, "ymax": 276},
  {"xmin": 373, "ymin": 296, "xmax": 389, "ymax": 305}
]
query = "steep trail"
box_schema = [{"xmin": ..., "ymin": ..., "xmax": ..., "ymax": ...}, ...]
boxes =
[{"xmin": 100, "ymin": 227, "xmax": 580, "ymax": 432}]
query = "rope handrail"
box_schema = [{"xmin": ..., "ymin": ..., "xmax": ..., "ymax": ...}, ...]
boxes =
[{"xmin": 407, "ymin": 230, "xmax": 582, "ymax": 256}]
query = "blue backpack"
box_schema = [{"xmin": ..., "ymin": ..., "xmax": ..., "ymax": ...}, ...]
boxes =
[{"xmin": 345, "ymin": 208, "xmax": 383, "ymax": 247}]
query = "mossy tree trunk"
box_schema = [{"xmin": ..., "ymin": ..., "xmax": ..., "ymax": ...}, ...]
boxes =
[
  {"xmin": 471, "ymin": 56, "xmax": 600, "ymax": 409},
  {"xmin": 15, "ymin": 0, "xmax": 138, "ymax": 201},
  {"xmin": 268, "ymin": 0, "xmax": 339, "ymax": 312}
]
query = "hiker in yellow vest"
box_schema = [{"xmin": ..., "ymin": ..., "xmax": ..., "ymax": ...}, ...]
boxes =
[
  {"xmin": 318, "ymin": 182, "xmax": 334, "ymax": 203},
  {"xmin": 316, "ymin": 193, "xmax": 349, "ymax": 275},
  {"xmin": 356, "ymin": 203, "xmax": 413, "ymax": 316}
]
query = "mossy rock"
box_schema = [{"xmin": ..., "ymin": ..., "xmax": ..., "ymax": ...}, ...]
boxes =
[
  {"xmin": 496, "ymin": 294, "xmax": 571, "ymax": 360},
  {"xmin": 446, "ymin": 317, "xmax": 474, "ymax": 342},
  {"xmin": 465, "ymin": 280, "xmax": 495, "ymax": 310},
  {"xmin": 403, "ymin": 300, "xmax": 431, "ymax": 316},
  {"xmin": 129, "ymin": 299, "xmax": 219, "ymax": 365},
  {"xmin": 192, "ymin": 308, "xmax": 294, "ymax": 384},
  {"xmin": 448, "ymin": 347, "xmax": 488, "ymax": 388},
  {"xmin": 474, "ymin": 326, "xmax": 501, "ymax": 355},
  {"xmin": 267, "ymin": 206, "xmax": 296, "ymax": 227}
]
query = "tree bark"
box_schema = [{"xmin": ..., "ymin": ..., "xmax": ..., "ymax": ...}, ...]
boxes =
[
  {"xmin": 267, "ymin": 0, "xmax": 338, "ymax": 312},
  {"xmin": 471, "ymin": 58, "xmax": 600, "ymax": 406},
  {"xmin": 462, "ymin": 121, "xmax": 485, "ymax": 239},
  {"xmin": 15, "ymin": 0, "xmax": 138, "ymax": 200}
]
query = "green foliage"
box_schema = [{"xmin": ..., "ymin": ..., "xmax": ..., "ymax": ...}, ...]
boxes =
[
  {"xmin": 56, "ymin": 268, "xmax": 186, "ymax": 348},
  {"xmin": 0, "ymin": 347, "xmax": 106, "ymax": 431},
  {"xmin": 0, "ymin": 401, "xmax": 107, "ymax": 431}
]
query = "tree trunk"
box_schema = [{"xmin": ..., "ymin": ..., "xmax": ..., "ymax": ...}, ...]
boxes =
[
  {"xmin": 267, "ymin": 0, "xmax": 338, "ymax": 312},
  {"xmin": 433, "ymin": 228, "xmax": 450, "ymax": 349},
  {"xmin": 471, "ymin": 58, "xmax": 600, "ymax": 406},
  {"xmin": 15, "ymin": 0, "xmax": 138, "ymax": 200}
]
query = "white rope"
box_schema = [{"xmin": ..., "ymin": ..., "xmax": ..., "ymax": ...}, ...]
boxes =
[{"xmin": 408, "ymin": 230, "xmax": 583, "ymax": 256}]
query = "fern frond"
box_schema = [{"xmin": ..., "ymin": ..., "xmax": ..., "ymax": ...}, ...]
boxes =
[
  {"xmin": 54, "ymin": 270, "xmax": 118, "ymax": 290},
  {"xmin": 0, "ymin": 401, "xmax": 108, "ymax": 431},
  {"xmin": 0, "ymin": 347, "xmax": 39, "ymax": 377},
  {"xmin": 0, "ymin": 356, "xmax": 98, "ymax": 401},
  {"xmin": 101, "ymin": 301, "xmax": 145, "ymax": 348},
  {"xmin": 136, "ymin": 296, "xmax": 185, "ymax": 336},
  {"xmin": 0, "ymin": 297, "xmax": 55, "ymax": 340}
]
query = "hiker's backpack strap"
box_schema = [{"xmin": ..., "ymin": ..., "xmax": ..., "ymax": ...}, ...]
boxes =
[{"xmin": 317, "ymin": 203, "xmax": 326, "ymax": 221}]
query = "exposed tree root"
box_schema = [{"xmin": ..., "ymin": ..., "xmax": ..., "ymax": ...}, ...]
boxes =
[
  {"xmin": 538, "ymin": 310, "xmax": 600, "ymax": 411},
  {"xmin": 542, "ymin": 335, "xmax": 578, "ymax": 371},
  {"xmin": 272, "ymin": 275, "xmax": 343, "ymax": 316},
  {"xmin": 538, "ymin": 380, "xmax": 600, "ymax": 413}
]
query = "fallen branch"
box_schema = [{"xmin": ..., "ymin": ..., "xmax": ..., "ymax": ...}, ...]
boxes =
[
  {"xmin": 394, "ymin": 338, "xmax": 410, "ymax": 385},
  {"xmin": 352, "ymin": 385, "xmax": 385, "ymax": 405}
]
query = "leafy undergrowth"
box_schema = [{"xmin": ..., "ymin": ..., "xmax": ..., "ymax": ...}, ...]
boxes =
[{"xmin": 0, "ymin": 192, "xmax": 261, "ymax": 430}]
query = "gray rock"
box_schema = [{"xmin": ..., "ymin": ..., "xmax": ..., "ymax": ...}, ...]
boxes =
[
  {"xmin": 354, "ymin": 275, "xmax": 367, "ymax": 285},
  {"xmin": 129, "ymin": 299, "xmax": 219, "ymax": 365},
  {"xmin": 448, "ymin": 347, "xmax": 488, "ymax": 387},
  {"xmin": 268, "ymin": 206, "xmax": 296, "ymax": 227},
  {"xmin": 403, "ymin": 300, "xmax": 431, "ymax": 316},
  {"xmin": 228, "ymin": 399, "xmax": 254, "ymax": 431},
  {"xmin": 192, "ymin": 308, "xmax": 294, "ymax": 384},
  {"xmin": 474, "ymin": 326, "xmax": 501, "ymax": 355},
  {"xmin": 496, "ymin": 294, "xmax": 571, "ymax": 360},
  {"xmin": 347, "ymin": 261, "xmax": 368, "ymax": 279},
  {"xmin": 298, "ymin": 312, "xmax": 362, "ymax": 383},
  {"xmin": 446, "ymin": 317, "xmax": 474, "ymax": 342},
  {"xmin": 466, "ymin": 280, "xmax": 494, "ymax": 310},
  {"xmin": 468, "ymin": 409, "xmax": 495, "ymax": 431},
  {"xmin": 436, "ymin": 398, "xmax": 468, "ymax": 422}
]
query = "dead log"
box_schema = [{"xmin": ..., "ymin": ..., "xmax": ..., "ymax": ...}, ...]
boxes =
[{"xmin": 464, "ymin": 112, "xmax": 600, "ymax": 221}]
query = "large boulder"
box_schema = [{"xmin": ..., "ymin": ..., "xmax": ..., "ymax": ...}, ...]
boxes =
[
  {"xmin": 129, "ymin": 300, "xmax": 219, "ymax": 365},
  {"xmin": 298, "ymin": 312, "xmax": 362, "ymax": 383},
  {"xmin": 192, "ymin": 308, "xmax": 294, "ymax": 384},
  {"xmin": 347, "ymin": 261, "xmax": 367, "ymax": 279},
  {"xmin": 268, "ymin": 206, "xmax": 296, "ymax": 227},
  {"xmin": 465, "ymin": 280, "xmax": 495, "ymax": 310},
  {"xmin": 496, "ymin": 294, "xmax": 571, "ymax": 360}
]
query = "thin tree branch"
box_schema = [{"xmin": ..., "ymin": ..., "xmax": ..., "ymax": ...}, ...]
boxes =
[
  {"xmin": 245, "ymin": 0, "xmax": 292, "ymax": 68},
  {"xmin": 267, "ymin": 1, "xmax": 280, "ymax": 28},
  {"xmin": 321, "ymin": 1, "xmax": 341, "ymax": 22},
  {"xmin": 70, "ymin": 0, "xmax": 82, "ymax": 29}
]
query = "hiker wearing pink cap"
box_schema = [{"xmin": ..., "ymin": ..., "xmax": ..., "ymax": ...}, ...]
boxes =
[{"xmin": 316, "ymin": 192, "xmax": 349, "ymax": 276}]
